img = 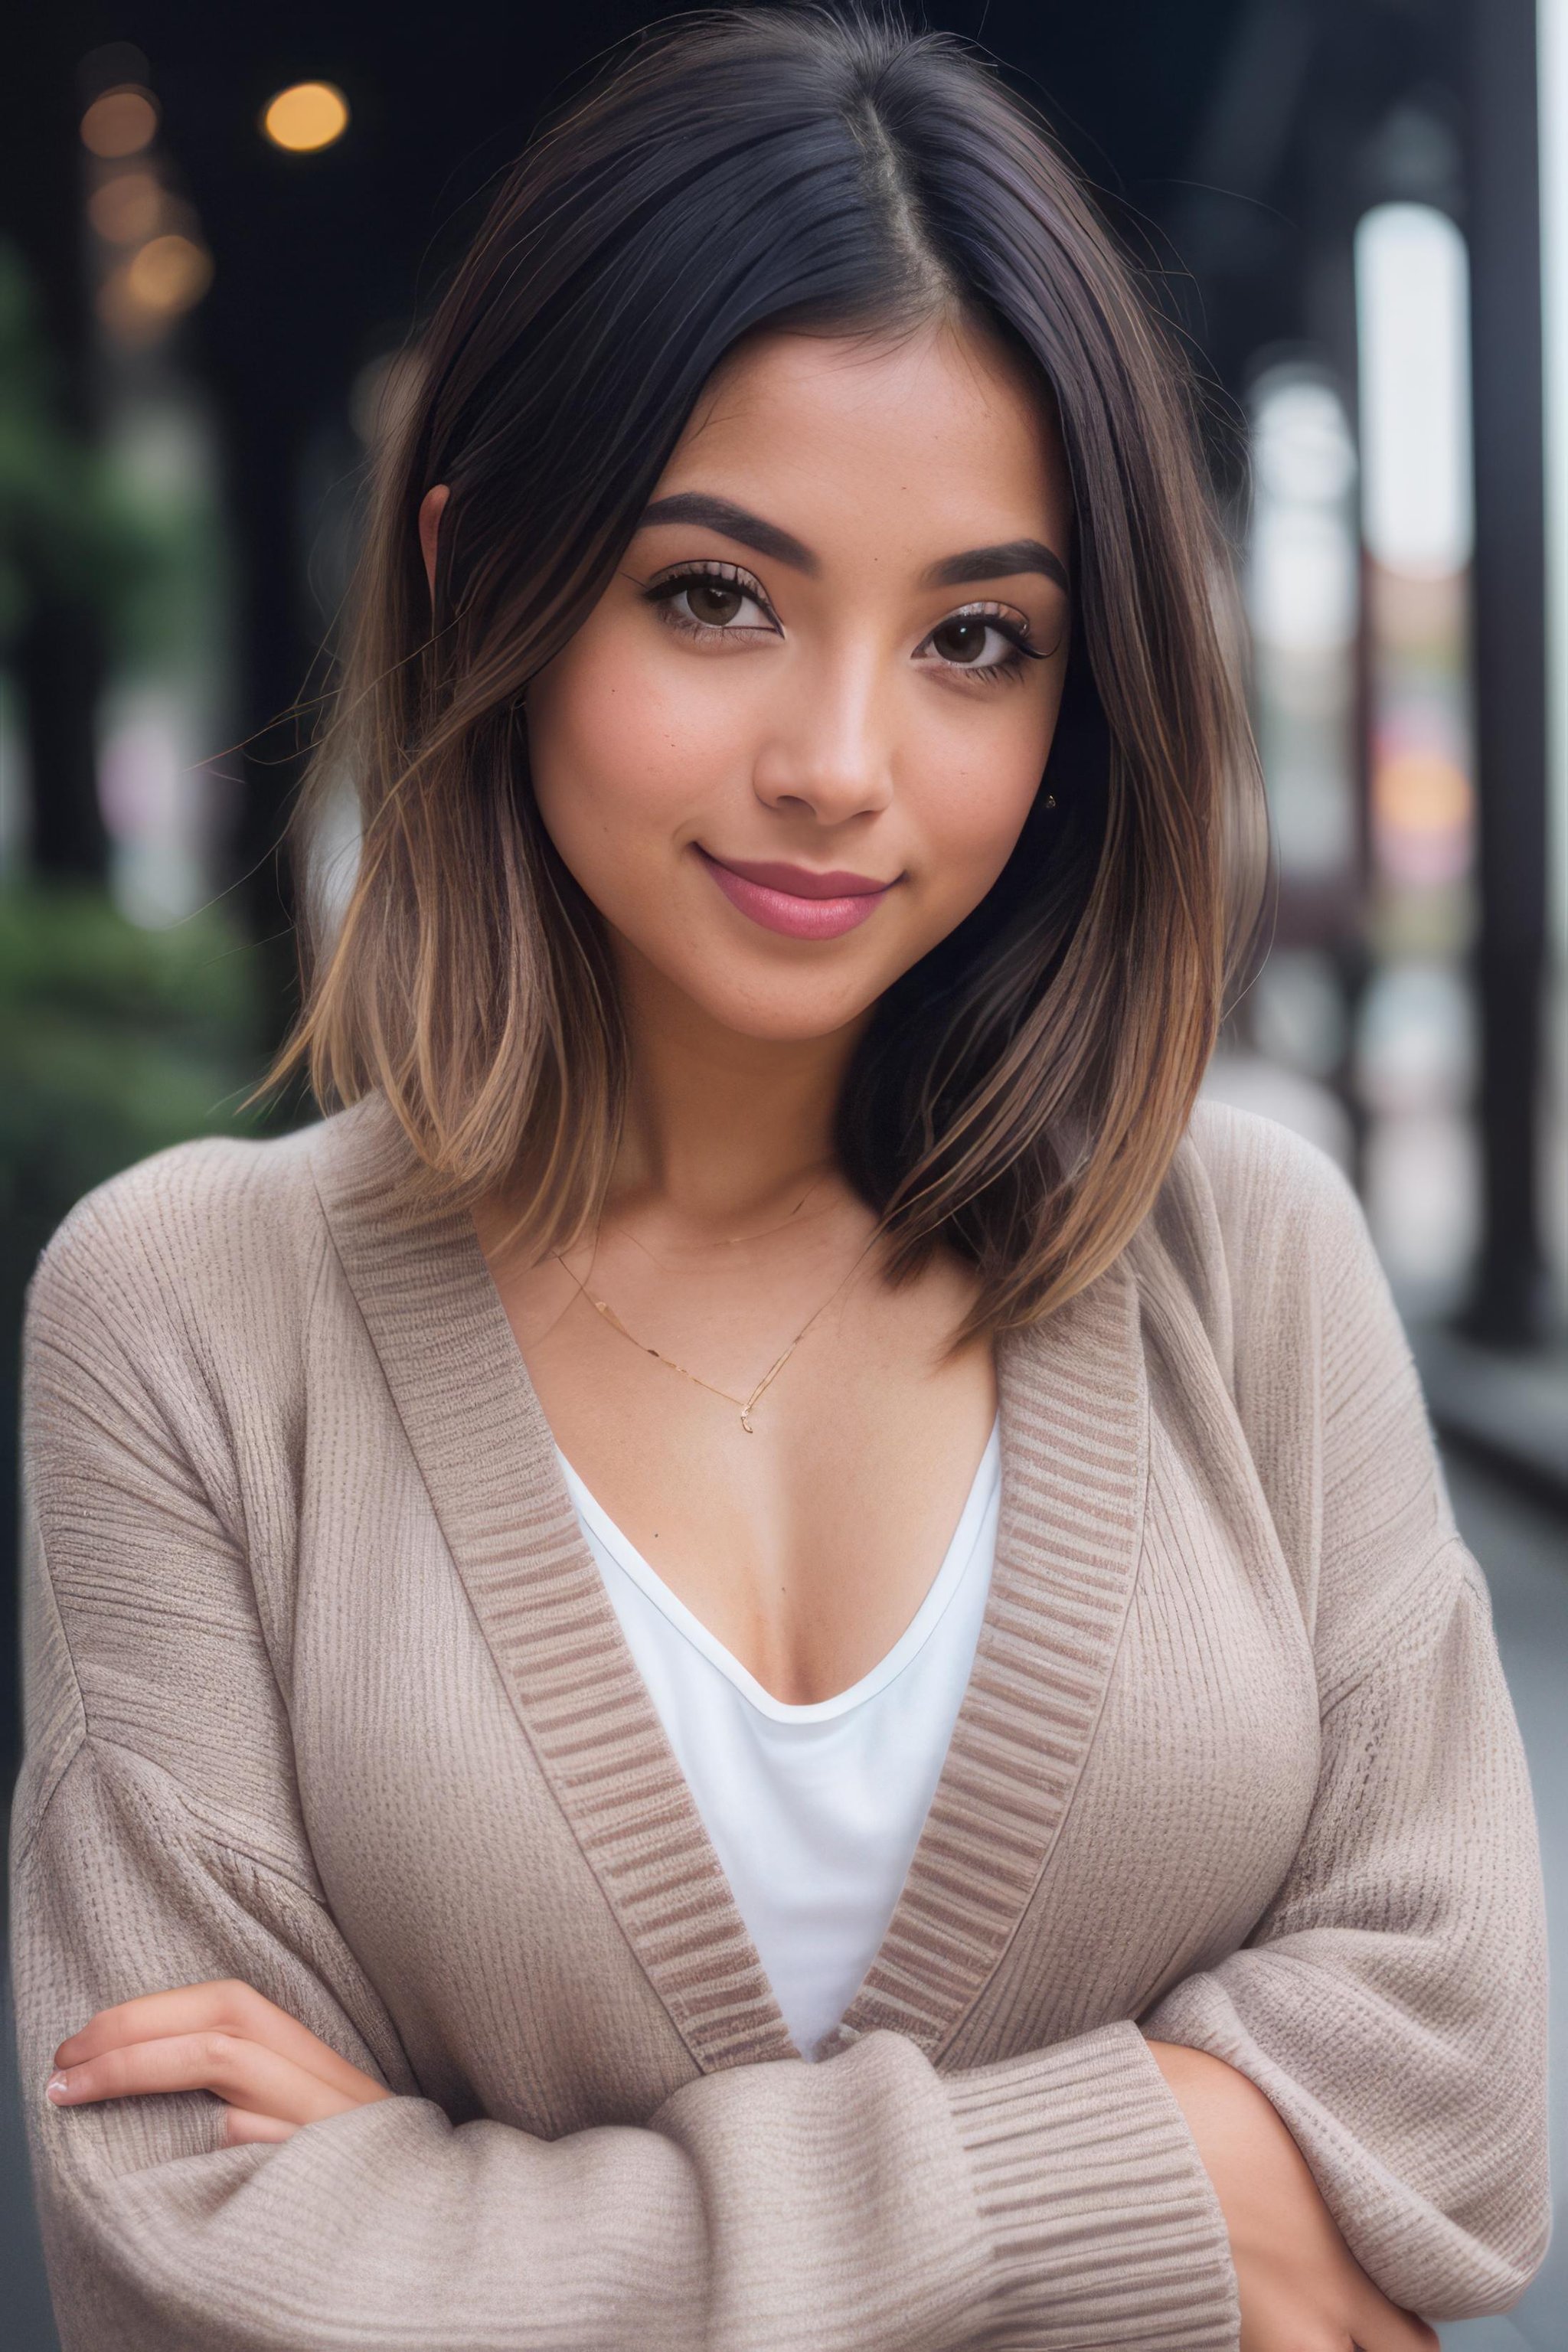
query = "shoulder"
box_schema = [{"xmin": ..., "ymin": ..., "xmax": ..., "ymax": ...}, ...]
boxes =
[
  {"xmin": 1138, "ymin": 1095, "xmax": 1436, "ymax": 1524},
  {"xmin": 1155, "ymin": 1093, "xmax": 1461, "ymax": 1634},
  {"xmin": 1132, "ymin": 1100, "xmax": 1419, "ymax": 1449},
  {"xmin": 1162, "ymin": 1093, "xmax": 1379, "ymax": 1329},
  {"xmin": 19, "ymin": 1112, "xmax": 367, "ymax": 1445},
  {"xmin": 17, "ymin": 1122, "xmax": 354, "ymax": 1866},
  {"xmin": 1178, "ymin": 1093, "xmax": 1361, "ymax": 1249},
  {"xmin": 27, "ymin": 1116, "xmax": 328, "ymax": 1336}
]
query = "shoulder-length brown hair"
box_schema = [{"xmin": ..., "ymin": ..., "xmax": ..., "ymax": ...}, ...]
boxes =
[{"xmin": 265, "ymin": 2, "xmax": 1269, "ymax": 1346}]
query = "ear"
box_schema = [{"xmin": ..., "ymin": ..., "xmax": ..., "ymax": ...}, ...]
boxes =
[{"xmin": 418, "ymin": 484, "xmax": 451, "ymax": 612}]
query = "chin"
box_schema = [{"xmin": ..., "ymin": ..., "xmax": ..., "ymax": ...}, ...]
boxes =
[{"xmin": 671, "ymin": 959, "xmax": 891, "ymax": 1045}]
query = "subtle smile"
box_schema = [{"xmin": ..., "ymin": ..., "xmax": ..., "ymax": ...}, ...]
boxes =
[{"xmin": 694, "ymin": 845, "xmax": 900, "ymax": 940}]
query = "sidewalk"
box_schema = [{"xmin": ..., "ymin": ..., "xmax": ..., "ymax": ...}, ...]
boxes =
[{"xmin": 1436, "ymin": 1449, "xmax": 1568, "ymax": 2352}]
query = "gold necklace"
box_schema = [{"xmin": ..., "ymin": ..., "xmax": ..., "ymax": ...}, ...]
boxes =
[{"xmin": 554, "ymin": 1217, "xmax": 880, "ymax": 1433}]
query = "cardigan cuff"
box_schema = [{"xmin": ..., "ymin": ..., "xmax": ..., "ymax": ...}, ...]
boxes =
[{"xmin": 943, "ymin": 2020, "xmax": 1240, "ymax": 2348}]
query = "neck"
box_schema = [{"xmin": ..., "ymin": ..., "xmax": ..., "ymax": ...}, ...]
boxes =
[{"xmin": 607, "ymin": 937, "xmax": 873, "ymax": 1233}]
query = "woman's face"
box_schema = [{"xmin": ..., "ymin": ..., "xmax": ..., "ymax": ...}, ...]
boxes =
[{"xmin": 517, "ymin": 317, "xmax": 1072, "ymax": 1043}]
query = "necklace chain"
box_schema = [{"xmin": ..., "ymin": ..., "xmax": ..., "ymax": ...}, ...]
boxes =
[{"xmin": 554, "ymin": 1203, "xmax": 878, "ymax": 1432}]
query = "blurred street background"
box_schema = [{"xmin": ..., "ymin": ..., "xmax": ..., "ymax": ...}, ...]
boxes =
[{"xmin": 2, "ymin": 2, "xmax": 1564, "ymax": 2344}]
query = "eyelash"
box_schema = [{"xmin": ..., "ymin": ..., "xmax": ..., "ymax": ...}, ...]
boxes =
[{"xmin": 640, "ymin": 560, "xmax": 1046, "ymax": 684}]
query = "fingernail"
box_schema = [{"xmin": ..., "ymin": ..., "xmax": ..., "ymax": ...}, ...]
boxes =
[{"xmin": 45, "ymin": 2073, "xmax": 70, "ymax": 2102}]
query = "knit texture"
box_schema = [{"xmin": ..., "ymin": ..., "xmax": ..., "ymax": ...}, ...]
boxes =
[{"xmin": 8, "ymin": 1091, "xmax": 1551, "ymax": 2350}]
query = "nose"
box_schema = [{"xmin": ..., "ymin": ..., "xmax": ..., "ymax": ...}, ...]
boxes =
[{"xmin": 750, "ymin": 648, "xmax": 895, "ymax": 826}]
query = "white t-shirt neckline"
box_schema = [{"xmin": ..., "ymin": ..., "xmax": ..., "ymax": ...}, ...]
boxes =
[
  {"xmin": 554, "ymin": 1415, "xmax": 1003, "ymax": 2056},
  {"xmin": 554, "ymin": 1413, "xmax": 1001, "ymax": 1725}
]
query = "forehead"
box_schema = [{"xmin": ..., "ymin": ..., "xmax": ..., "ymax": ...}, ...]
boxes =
[{"xmin": 655, "ymin": 319, "xmax": 1071, "ymax": 560}]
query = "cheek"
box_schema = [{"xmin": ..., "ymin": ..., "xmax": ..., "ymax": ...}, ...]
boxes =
[
  {"xmin": 900, "ymin": 688, "xmax": 1060, "ymax": 902},
  {"xmin": 525, "ymin": 626, "xmax": 755, "ymax": 879}
]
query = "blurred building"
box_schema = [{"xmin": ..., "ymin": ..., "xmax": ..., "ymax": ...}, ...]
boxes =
[{"xmin": 1171, "ymin": 0, "xmax": 1566, "ymax": 1502}]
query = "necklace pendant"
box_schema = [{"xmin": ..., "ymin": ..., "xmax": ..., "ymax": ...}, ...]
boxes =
[{"xmin": 740, "ymin": 1413, "xmax": 754, "ymax": 1433}]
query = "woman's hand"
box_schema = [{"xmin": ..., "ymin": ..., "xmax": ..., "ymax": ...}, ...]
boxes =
[
  {"xmin": 47, "ymin": 1979, "xmax": 393, "ymax": 2148},
  {"xmin": 1147, "ymin": 2040, "xmax": 1439, "ymax": 2352}
]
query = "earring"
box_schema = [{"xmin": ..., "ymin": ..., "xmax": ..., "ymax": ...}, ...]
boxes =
[{"xmin": 1044, "ymin": 792, "xmax": 1057, "ymax": 808}]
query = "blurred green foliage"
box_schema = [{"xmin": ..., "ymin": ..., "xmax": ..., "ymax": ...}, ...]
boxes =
[
  {"xmin": 1, "ymin": 234, "xmax": 285, "ymax": 1295},
  {"xmin": 0, "ymin": 883, "xmax": 292, "ymax": 1318},
  {"xmin": 0, "ymin": 238, "xmax": 186, "ymax": 665}
]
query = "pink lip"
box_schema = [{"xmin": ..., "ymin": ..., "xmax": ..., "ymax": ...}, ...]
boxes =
[{"xmin": 694, "ymin": 846, "xmax": 899, "ymax": 940}]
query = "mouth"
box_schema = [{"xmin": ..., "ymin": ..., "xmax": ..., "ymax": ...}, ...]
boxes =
[{"xmin": 693, "ymin": 845, "xmax": 900, "ymax": 941}]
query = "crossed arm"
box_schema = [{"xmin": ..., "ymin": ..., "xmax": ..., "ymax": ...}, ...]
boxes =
[{"xmin": 45, "ymin": 1977, "xmax": 1438, "ymax": 2351}]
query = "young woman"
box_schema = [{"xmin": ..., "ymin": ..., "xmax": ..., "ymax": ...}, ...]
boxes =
[{"xmin": 12, "ymin": 10, "xmax": 1549, "ymax": 2349}]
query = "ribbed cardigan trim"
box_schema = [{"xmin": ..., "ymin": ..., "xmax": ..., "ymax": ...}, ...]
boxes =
[
  {"xmin": 946, "ymin": 2024, "xmax": 1240, "ymax": 2344},
  {"xmin": 311, "ymin": 1095, "xmax": 1150, "ymax": 2076}
]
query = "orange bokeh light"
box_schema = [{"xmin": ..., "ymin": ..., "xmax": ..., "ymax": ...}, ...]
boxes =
[{"xmin": 261, "ymin": 82, "xmax": 350, "ymax": 152}]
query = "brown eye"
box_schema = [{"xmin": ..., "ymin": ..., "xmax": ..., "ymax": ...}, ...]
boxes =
[
  {"xmin": 917, "ymin": 606, "xmax": 1041, "ymax": 680},
  {"xmin": 645, "ymin": 564, "xmax": 776, "ymax": 636},
  {"xmin": 930, "ymin": 616, "xmax": 991, "ymax": 665},
  {"xmin": 686, "ymin": 580, "xmax": 745, "ymax": 625}
]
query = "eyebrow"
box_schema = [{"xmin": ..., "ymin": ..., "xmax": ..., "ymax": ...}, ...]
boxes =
[
  {"xmin": 638, "ymin": 494, "xmax": 818, "ymax": 574},
  {"xmin": 923, "ymin": 539, "xmax": 1070, "ymax": 593},
  {"xmin": 637, "ymin": 494, "xmax": 1070, "ymax": 596}
]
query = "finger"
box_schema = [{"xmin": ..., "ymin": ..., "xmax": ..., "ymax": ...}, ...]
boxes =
[
  {"xmin": 54, "ymin": 1980, "xmax": 386, "ymax": 2105},
  {"xmin": 46, "ymin": 2031, "xmax": 363, "ymax": 2128},
  {"xmin": 222, "ymin": 2105, "xmax": 299, "ymax": 2147}
]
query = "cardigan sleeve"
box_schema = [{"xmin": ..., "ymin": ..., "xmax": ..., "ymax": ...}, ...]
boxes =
[
  {"xmin": 1141, "ymin": 1116, "xmax": 1552, "ymax": 2324},
  {"xmin": 9, "ymin": 1180, "xmax": 1241, "ymax": 2352}
]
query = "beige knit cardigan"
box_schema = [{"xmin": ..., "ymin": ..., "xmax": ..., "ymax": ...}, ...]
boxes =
[{"xmin": 9, "ymin": 1089, "xmax": 1551, "ymax": 2350}]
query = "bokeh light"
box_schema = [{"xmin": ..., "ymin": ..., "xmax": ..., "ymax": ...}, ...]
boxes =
[
  {"xmin": 1355, "ymin": 203, "xmax": 1475, "ymax": 577},
  {"xmin": 262, "ymin": 82, "xmax": 350, "ymax": 153},
  {"xmin": 125, "ymin": 234, "xmax": 214, "ymax": 315},
  {"xmin": 87, "ymin": 170, "xmax": 163, "ymax": 245},
  {"xmin": 1244, "ymin": 364, "xmax": 1360, "ymax": 884},
  {"xmin": 80, "ymin": 86, "xmax": 159, "ymax": 158},
  {"xmin": 97, "ymin": 232, "xmax": 214, "ymax": 342}
]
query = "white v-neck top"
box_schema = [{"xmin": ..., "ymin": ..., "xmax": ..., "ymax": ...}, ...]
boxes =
[{"xmin": 555, "ymin": 1416, "xmax": 1002, "ymax": 2059}]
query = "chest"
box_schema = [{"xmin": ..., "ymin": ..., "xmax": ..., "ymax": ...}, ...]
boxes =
[
  {"xmin": 491, "ymin": 1235, "xmax": 999, "ymax": 1706},
  {"xmin": 281, "ymin": 1291, "xmax": 1321, "ymax": 2132}
]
